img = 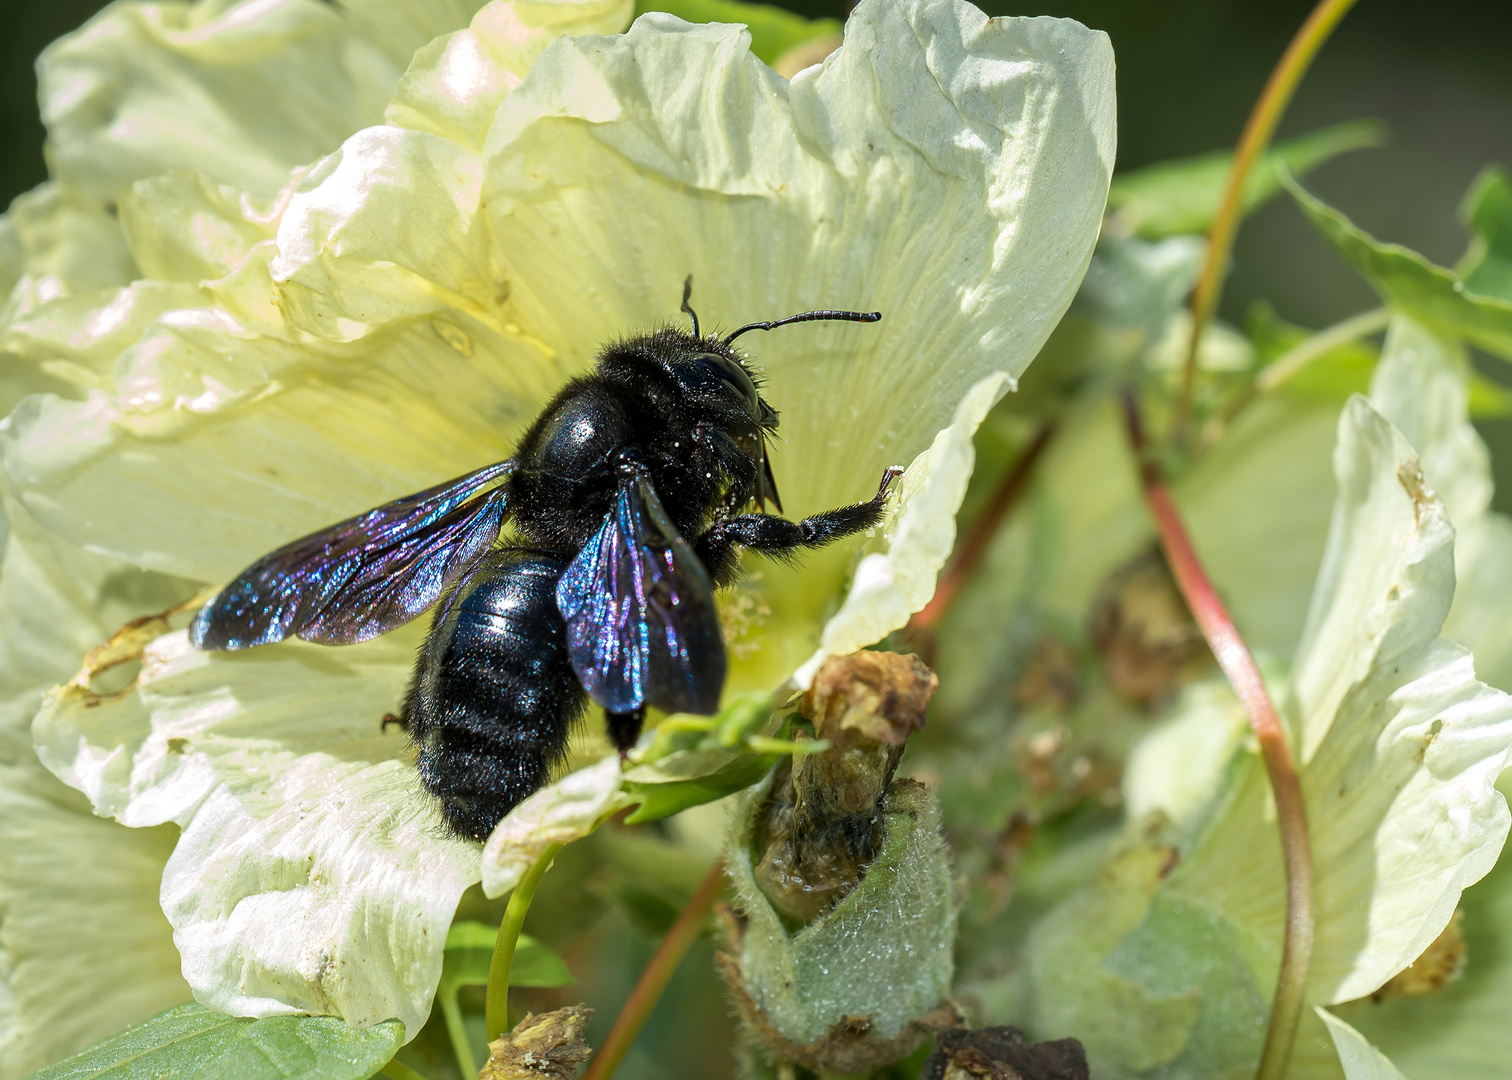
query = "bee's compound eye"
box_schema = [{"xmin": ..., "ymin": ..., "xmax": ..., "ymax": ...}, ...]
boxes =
[{"xmin": 693, "ymin": 352, "xmax": 760, "ymax": 411}]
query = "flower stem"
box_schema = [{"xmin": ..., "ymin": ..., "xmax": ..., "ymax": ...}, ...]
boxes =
[
  {"xmin": 378, "ymin": 1058, "xmax": 432, "ymax": 1080},
  {"xmin": 909, "ymin": 420, "xmax": 1056, "ymax": 637},
  {"xmin": 1174, "ymin": 0, "xmax": 1360, "ymax": 441},
  {"xmin": 1122, "ymin": 390, "xmax": 1314, "ymax": 1080},
  {"xmin": 438, "ymin": 986, "xmax": 477, "ymax": 1079},
  {"xmin": 580, "ymin": 859, "xmax": 726, "ymax": 1080},
  {"xmin": 486, "ymin": 842, "xmax": 563, "ymax": 1042}
]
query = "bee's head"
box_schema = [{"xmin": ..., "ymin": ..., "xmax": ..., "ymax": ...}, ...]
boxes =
[
  {"xmin": 673, "ymin": 275, "xmax": 880, "ymax": 430},
  {"xmin": 681, "ymin": 278, "xmax": 882, "ymax": 513},
  {"xmin": 605, "ymin": 279, "xmax": 882, "ymax": 512},
  {"xmin": 681, "ymin": 338, "xmax": 779, "ymax": 431}
]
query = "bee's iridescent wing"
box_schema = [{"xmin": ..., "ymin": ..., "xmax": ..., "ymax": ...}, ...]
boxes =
[
  {"xmin": 191, "ymin": 461, "xmax": 515, "ymax": 650},
  {"xmin": 556, "ymin": 472, "xmax": 725, "ymax": 716}
]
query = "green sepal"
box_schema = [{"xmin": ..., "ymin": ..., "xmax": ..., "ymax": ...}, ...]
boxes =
[
  {"xmin": 623, "ymin": 750, "xmax": 780, "ymax": 824},
  {"xmin": 1107, "ymin": 119, "xmax": 1386, "ymax": 239},
  {"xmin": 635, "ymin": 0, "xmax": 841, "ymax": 65},
  {"xmin": 440, "ymin": 922, "xmax": 574, "ymax": 989},
  {"xmin": 1285, "ymin": 169, "xmax": 1512, "ymax": 361},
  {"xmin": 22, "ymin": 1003, "xmax": 403, "ymax": 1080}
]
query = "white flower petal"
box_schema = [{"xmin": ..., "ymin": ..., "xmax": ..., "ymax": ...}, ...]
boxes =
[
  {"xmin": 269, "ymin": 126, "xmax": 538, "ymax": 360},
  {"xmin": 335, "ymin": 0, "xmax": 491, "ymax": 72},
  {"xmin": 118, "ymin": 171, "xmax": 283, "ymax": 284},
  {"xmin": 1168, "ymin": 397, "xmax": 1512, "ymax": 1004},
  {"xmin": 11, "ymin": 0, "xmax": 1114, "ymax": 675},
  {"xmin": 1, "ymin": 307, "xmax": 540, "ymax": 580},
  {"xmin": 1291, "ymin": 396, "xmax": 1457, "ymax": 760},
  {"xmin": 0, "ymin": 181, "xmax": 137, "ymax": 302},
  {"xmin": 34, "ymin": 628, "xmax": 478, "ymax": 1038},
  {"xmin": 480, "ymin": 755, "xmax": 630, "ymax": 898},
  {"xmin": 0, "ymin": 756, "xmax": 189, "ymax": 1080},
  {"xmin": 1368, "ymin": 315, "xmax": 1512, "ymax": 691},
  {"xmin": 1304, "ymin": 638, "xmax": 1511, "ymax": 1002},
  {"xmin": 795, "ymin": 370, "xmax": 1007, "ymax": 685},
  {"xmin": 1, "ymin": 278, "xmax": 215, "ymax": 399},
  {"xmin": 161, "ymin": 767, "xmax": 472, "ymax": 1036},
  {"xmin": 1315, "ymin": 1009, "xmax": 1409, "ymax": 1080},
  {"xmin": 482, "ymin": 0, "xmax": 1114, "ymax": 520},
  {"xmin": 474, "ymin": 0, "xmax": 1112, "ymax": 669},
  {"xmin": 1368, "ymin": 318, "xmax": 1491, "ymax": 526},
  {"xmin": 0, "ymin": 504, "xmax": 192, "ymax": 1077},
  {"xmin": 40, "ymin": 0, "xmax": 401, "ymax": 203},
  {"xmin": 1441, "ymin": 513, "xmax": 1512, "ymax": 694},
  {"xmin": 0, "ymin": 495, "xmax": 191, "ymax": 708},
  {"xmin": 1327, "ymin": 816, "xmax": 1512, "ymax": 1074},
  {"xmin": 386, "ymin": 0, "xmax": 634, "ymax": 151},
  {"xmin": 0, "ymin": 181, "xmax": 144, "ymax": 412}
]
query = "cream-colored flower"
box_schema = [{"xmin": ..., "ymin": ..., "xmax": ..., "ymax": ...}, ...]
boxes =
[{"xmin": 9, "ymin": 0, "xmax": 1115, "ymax": 1043}]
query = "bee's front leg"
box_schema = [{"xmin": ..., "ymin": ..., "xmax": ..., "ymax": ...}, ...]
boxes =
[{"xmin": 694, "ymin": 466, "xmax": 903, "ymax": 583}]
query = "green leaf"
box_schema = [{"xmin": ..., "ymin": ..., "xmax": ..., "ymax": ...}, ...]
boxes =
[
  {"xmin": 635, "ymin": 0, "xmax": 841, "ymax": 66},
  {"xmin": 439, "ymin": 924, "xmax": 574, "ymax": 989},
  {"xmin": 1459, "ymin": 165, "xmax": 1512, "ymax": 301},
  {"xmin": 503, "ymin": 936, "xmax": 576, "ymax": 988},
  {"xmin": 623, "ymin": 751, "xmax": 778, "ymax": 824},
  {"xmin": 1025, "ymin": 844, "xmax": 1203, "ymax": 1072},
  {"xmin": 1286, "ymin": 170, "xmax": 1512, "ymax": 361},
  {"xmin": 439, "ymin": 946, "xmax": 494, "ymax": 992},
  {"xmin": 1244, "ymin": 300, "xmax": 1378, "ymax": 401},
  {"xmin": 24, "ymin": 1003, "xmax": 403, "ymax": 1080},
  {"xmin": 1107, "ymin": 119, "xmax": 1386, "ymax": 238},
  {"xmin": 443, "ymin": 920, "xmax": 500, "ymax": 951}
]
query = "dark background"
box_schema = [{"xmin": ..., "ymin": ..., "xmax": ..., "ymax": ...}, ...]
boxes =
[{"xmin": 6, "ymin": 0, "xmax": 1512, "ymax": 479}]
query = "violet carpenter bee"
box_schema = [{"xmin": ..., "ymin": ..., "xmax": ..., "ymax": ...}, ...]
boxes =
[{"xmin": 190, "ymin": 280, "xmax": 902, "ymax": 840}]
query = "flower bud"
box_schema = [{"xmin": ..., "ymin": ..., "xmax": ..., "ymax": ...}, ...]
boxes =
[{"xmin": 719, "ymin": 653, "xmax": 959, "ymax": 1074}]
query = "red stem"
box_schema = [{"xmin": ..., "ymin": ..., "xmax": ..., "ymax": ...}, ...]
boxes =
[{"xmin": 1122, "ymin": 391, "xmax": 1313, "ymax": 1080}]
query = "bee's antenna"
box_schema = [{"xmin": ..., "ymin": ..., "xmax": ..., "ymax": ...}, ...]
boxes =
[
  {"xmin": 681, "ymin": 275, "xmax": 700, "ymax": 339},
  {"xmin": 723, "ymin": 308, "xmax": 881, "ymax": 345}
]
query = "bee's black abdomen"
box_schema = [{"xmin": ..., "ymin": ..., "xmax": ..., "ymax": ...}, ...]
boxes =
[{"xmin": 403, "ymin": 548, "xmax": 586, "ymax": 841}]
